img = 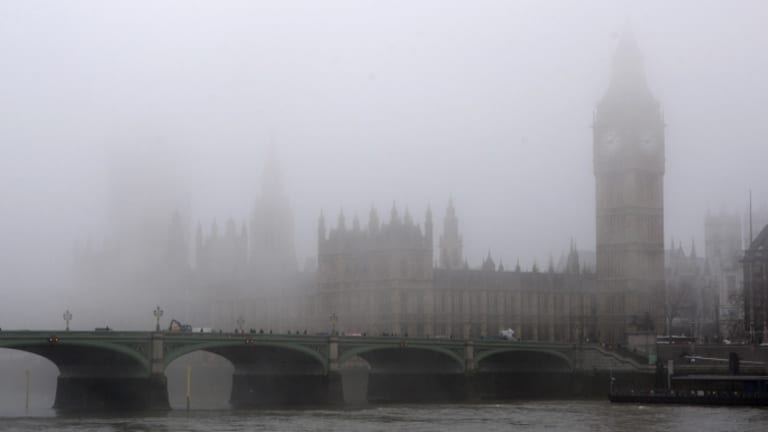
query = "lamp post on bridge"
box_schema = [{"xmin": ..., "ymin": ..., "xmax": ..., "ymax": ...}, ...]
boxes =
[
  {"xmin": 329, "ymin": 313, "xmax": 338, "ymax": 336},
  {"xmin": 153, "ymin": 305, "xmax": 164, "ymax": 332},
  {"xmin": 63, "ymin": 309, "xmax": 72, "ymax": 331}
]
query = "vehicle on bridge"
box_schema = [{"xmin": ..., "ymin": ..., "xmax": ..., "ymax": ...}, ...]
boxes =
[
  {"xmin": 168, "ymin": 319, "xmax": 192, "ymax": 332},
  {"xmin": 499, "ymin": 328, "xmax": 517, "ymax": 341}
]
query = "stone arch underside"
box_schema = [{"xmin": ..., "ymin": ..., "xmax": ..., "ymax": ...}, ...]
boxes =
[
  {"xmin": 473, "ymin": 349, "xmax": 575, "ymax": 399},
  {"xmin": 345, "ymin": 346, "xmax": 464, "ymax": 374},
  {"xmin": 165, "ymin": 344, "xmax": 333, "ymax": 407},
  {"xmin": 476, "ymin": 349, "xmax": 573, "ymax": 373},
  {"xmin": 349, "ymin": 347, "xmax": 467, "ymax": 403},
  {"xmin": 164, "ymin": 342, "xmax": 326, "ymax": 374},
  {"xmin": 164, "ymin": 350, "xmax": 234, "ymax": 409},
  {"xmin": 0, "ymin": 342, "xmax": 149, "ymax": 378}
]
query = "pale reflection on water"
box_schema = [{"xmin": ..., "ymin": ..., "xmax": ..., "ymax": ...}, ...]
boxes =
[{"xmin": 0, "ymin": 401, "xmax": 766, "ymax": 432}]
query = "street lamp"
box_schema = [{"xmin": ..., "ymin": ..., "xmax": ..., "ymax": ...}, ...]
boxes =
[
  {"xmin": 329, "ymin": 313, "xmax": 338, "ymax": 335},
  {"xmin": 153, "ymin": 305, "xmax": 164, "ymax": 332},
  {"xmin": 236, "ymin": 315, "xmax": 245, "ymax": 332},
  {"xmin": 63, "ymin": 310, "xmax": 72, "ymax": 331}
]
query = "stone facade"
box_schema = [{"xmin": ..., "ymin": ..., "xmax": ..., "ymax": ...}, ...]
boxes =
[
  {"xmin": 74, "ymin": 30, "xmax": 686, "ymax": 347},
  {"xmin": 665, "ymin": 240, "xmax": 715, "ymax": 340},
  {"xmin": 743, "ymin": 224, "xmax": 768, "ymax": 343},
  {"xmin": 316, "ymin": 202, "xmax": 597, "ymax": 342},
  {"xmin": 439, "ymin": 200, "xmax": 464, "ymax": 270},
  {"xmin": 316, "ymin": 206, "xmax": 434, "ymax": 336},
  {"xmin": 704, "ymin": 211, "xmax": 743, "ymax": 338},
  {"xmin": 593, "ymin": 29, "xmax": 666, "ymax": 344}
]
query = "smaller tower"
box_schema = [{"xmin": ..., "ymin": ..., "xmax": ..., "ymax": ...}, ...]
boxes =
[
  {"xmin": 425, "ymin": 206, "xmax": 433, "ymax": 249},
  {"xmin": 439, "ymin": 199, "xmax": 464, "ymax": 270},
  {"xmin": 318, "ymin": 211, "xmax": 326, "ymax": 243}
]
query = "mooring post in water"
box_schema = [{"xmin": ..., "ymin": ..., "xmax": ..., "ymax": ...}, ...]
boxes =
[
  {"xmin": 24, "ymin": 369, "xmax": 29, "ymax": 414},
  {"xmin": 186, "ymin": 365, "xmax": 191, "ymax": 411}
]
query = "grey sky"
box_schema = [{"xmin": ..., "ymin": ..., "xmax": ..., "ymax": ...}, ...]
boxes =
[{"xmin": 1, "ymin": 1, "xmax": 766, "ymax": 326}]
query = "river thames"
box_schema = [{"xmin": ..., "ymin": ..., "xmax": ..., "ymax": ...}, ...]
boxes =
[{"xmin": 0, "ymin": 401, "xmax": 766, "ymax": 432}]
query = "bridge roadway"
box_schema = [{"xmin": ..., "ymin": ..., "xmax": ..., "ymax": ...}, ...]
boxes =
[{"xmin": 0, "ymin": 331, "xmax": 652, "ymax": 410}]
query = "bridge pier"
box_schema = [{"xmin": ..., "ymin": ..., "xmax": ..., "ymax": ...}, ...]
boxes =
[
  {"xmin": 53, "ymin": 374, "xmax": 170, "ymax": 411},
  {"xmin": 367, "ymin": 372, "xmax": 469, "ymax": 402},
  {"xmin": 229, "ymin": 372, "xmax": 343, "ymax": 407}
]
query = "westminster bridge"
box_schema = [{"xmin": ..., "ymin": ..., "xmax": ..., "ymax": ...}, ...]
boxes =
[{"xmin": 0, "ymin": 330, "xmax": 654, "ymax": 410}]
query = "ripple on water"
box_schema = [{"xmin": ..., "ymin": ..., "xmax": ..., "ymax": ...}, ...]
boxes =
[{"xmin": 0, "ymin": 402, "xmax": 767, "ymax": 432}]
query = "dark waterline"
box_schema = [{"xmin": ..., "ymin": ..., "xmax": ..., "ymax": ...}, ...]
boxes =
[{"xmin": 1, "ymin": 401, "xmax": 767, "ymax": 432}]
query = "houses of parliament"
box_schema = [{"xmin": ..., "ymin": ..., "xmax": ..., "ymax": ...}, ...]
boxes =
[{"xmin": 76, "ymin": 30, "xmax": 760, "ymax": 350}]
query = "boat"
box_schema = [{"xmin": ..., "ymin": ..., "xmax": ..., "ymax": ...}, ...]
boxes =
[{"xmin": 610, "ymin": 375, "xmax": 768, "ymax": 406}]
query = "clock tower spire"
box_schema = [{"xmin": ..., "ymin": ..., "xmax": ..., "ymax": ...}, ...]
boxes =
[{"xmin": 593, "ymin": 28, "xmax": 666, "ymax": 346}]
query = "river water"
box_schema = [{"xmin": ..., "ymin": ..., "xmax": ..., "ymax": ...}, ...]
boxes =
[{"xmin": 0, "ymin": 401, "xmax": 766, "ymax": 432}]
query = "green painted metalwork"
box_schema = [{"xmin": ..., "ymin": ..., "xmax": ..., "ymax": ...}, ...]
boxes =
[
  {"xmin": 0, "ymin": 331, "xmax": 645, "ymax": 376},
  {"xmin": 161, "ymin": 335, "xmax": 329, "ymax": 371},
  {"xmin": 0, "ymin": 331, "xmax": 153, "ymax": 375},
  {"xmin": 473, "ymin": 346, "xmax": 574, "ymax": 371},
  {"xmin": 336, "ymin": 337, "xmax": 465, "ymax": 369}
]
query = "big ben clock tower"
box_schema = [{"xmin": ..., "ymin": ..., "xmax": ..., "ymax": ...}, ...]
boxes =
[{"xmin": 594, "ymin": 29, "xmax": 665, "ymax": 345}]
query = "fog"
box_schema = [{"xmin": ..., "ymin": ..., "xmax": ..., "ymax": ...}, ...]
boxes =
[{"xmin": 1, "ymin": 0, "xmax": 766, "ymax": 329}]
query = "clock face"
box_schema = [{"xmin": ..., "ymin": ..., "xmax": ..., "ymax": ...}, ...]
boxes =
[
  {"xmin": 640, "ymin": 132, "xmax": 657, "ymax": 152},
  {"xmin": 602, "ymin": 131, "xmax": 619, "ymax": 153}
]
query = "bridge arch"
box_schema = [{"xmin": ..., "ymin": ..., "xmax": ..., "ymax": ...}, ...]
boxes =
[
  {"xmin": 0, "ymin": 338, "xmax": 151, "ymax": 377},
  {"xmin": 0, "ymin": 347, "xmax": 59, "ymax": 411},
  {"xmin": 163, "ymin": 340, "xmax": 327, "ymax": 373},
  {"xmin": 165, "ymin": 350, "xmax": 234, "ymax": 409},
  {"xmin": 475, "ymin": 348, "xmax": 573, "ymax": 372},
  {"xmin": 340, "ymin": 344, "xmax": 464, "ymax": 373}
]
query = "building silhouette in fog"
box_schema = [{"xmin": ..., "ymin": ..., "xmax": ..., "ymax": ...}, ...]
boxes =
[
  {"xmin": 316, "ymin": 202, "xmax": 597, "ymax": 341},
  {"xmin": 743, "ymin": 224, "xmax": 768, "ymax": 344},
  {"xmin": 592, "ymin": 28, "xmax": 666, "ymax": 345},
  {"xmin": 74, "ymin": 28, "xmax": 733, "ymax": 351},
  {"xmin": 705, "ymin": 211, "xmax": 743, "ymax": 338}
]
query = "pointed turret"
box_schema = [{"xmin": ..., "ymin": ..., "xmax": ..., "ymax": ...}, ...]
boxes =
[
  {"xmin": 337, "ymin": 209, "xmax": 346, "ymax": 231},
  {"xmin": 318, "ymin": 211, "xmax": 326, "ymax": 242},
  {"xmin": 390, "ymin": 202, "xmax": 400, "ymax": 224},
  {"xmin": 481, "ymin": 250, "xmax": 496, "ymax": 272},
  {"xmin": 165, "ymin": 210, "xmax": 187, "ymax": 270},
  {"xmin": 439, "ymin": 199, "xmax": 463, "ymax": 270},
  {"xmin": 425, "ymin": 205, "xmax": 433, "ymax": 247},
  {"xmin": 250, "ymin": 149, "xmax": 297, "ymax": 274},
  {"xmin": 566, "ymin": 240, "xmax": 581, "ymax": 274},
  {"xmin": 352, "ymin": 214, "xmax": 360, "ymax": 232},
  {"xmin": 368, "ymin": 206, "xmax": 379, "ymax": 233},
  {"xmin": 195, "ymin": 221, "xmax": 204, "ymax": 268}
]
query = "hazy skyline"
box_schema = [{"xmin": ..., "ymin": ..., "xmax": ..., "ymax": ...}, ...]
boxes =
[{"xmin": 1, "ymin": 1, "xmax": 766, "ymax": 327}]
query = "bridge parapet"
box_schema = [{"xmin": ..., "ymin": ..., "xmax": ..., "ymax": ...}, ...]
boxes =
[
  {"xmin": 0, "ymin": 331, "xmax": 656, "ymax": 408},
  {"xmin": 571, "ymin": 345, "xmax": 650, "ymax": 372}
]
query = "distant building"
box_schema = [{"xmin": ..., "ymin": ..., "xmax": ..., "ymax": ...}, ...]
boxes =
[
  {"xmin": 704, "ymin": 211, "xmax": 743, "ymax": 339},
  {"xmin": 439, "ymin": 200, "xmax": 463, "ymax": 270},
  {"xmin": 74, "ymin": 155, "xmax": 311, "ymax": 332},
  {"xmin": 73, "ymin": 28, "xmax": 680, "ymax": 347},
  {"xmin": 743, "ymin": 224, "xmax": 768, "ymax": 344},
  {"xmin": 249, "ymin": 152, "xmax": 298, "ymax": 276},
  {"xmin": 665, "ymin": 240, "xmax": 715, "ymax": 340},
  {"xmin": 316, "ymin": 205, "xmax": 434, "ymax": 336},
  {"xmin": 593, "ymin": 28, "xmax": 666, "ymax": 344},
  {"xmin": 315, "ymin": 201, "xmax": 596, "ymax": 342},
  {"xmin": 743, "ymin": 207, "xmax": 768, "ymax": 251}
]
